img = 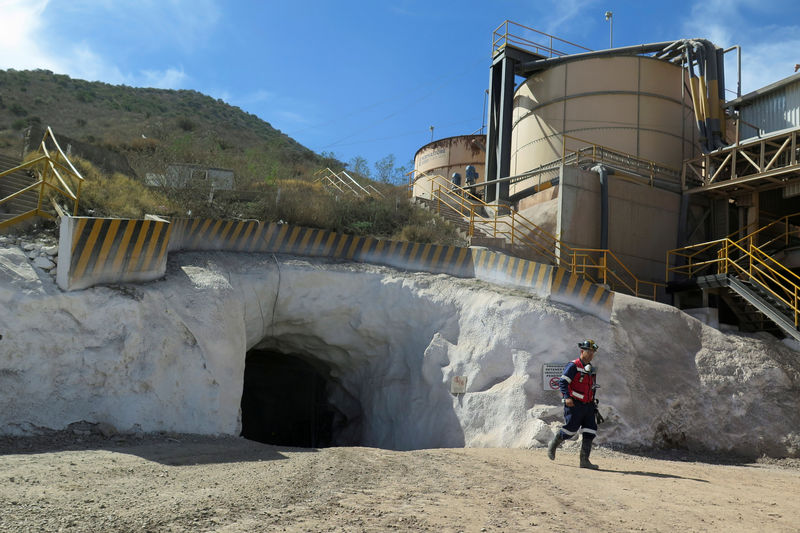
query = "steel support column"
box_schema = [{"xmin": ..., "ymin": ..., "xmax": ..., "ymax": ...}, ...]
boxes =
[{"xmin": 485, "ymin": 54, "xmax": 515, "ymax": 204}]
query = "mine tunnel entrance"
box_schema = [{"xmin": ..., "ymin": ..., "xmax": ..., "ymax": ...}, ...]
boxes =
[{"xmin": 240, "ymin": 349, "xmax": 355, "ymax": 448}]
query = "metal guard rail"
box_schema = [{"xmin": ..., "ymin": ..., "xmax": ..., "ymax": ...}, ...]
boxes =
[
  {"xmin": 0, "ymin": 127, "xmax": 85, "ymax": 228},
  {"xmin": 731, "ymin": 211, "xmax": 800, "ymax": 253},
  {"xmin": 668, "ymin": 238, "xmax": 800, "ymax": 327},
  {"xmin": 667, "ymin": 210, "xmax": 800, "ymax": 280},
  {"xmin": 561, "ymin": 135, "xmax": 681, "ymax": 187},
  {"xmin": 413, "ymin": 171, "xmax": 662, "ymax": 300},
  {"xmin": 492, "ymin": 20, "xmax": 592, "ymax": 58},
  {"xmin": 314, "ymin": 167, "xmax": 385, "ymax": 199}
]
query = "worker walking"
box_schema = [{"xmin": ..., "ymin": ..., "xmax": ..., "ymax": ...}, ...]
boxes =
[{"xmin": 547, "ymin": 339, "xmax": 601, "ymax": 469}]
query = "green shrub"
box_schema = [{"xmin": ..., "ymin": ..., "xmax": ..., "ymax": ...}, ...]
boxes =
[
  {"xmin": 9, "ymin": 103, "xmax": 26, "ymax": 116},
  {"xmin": 177, "ymin": 117, "xmax": 195, "ymax": 131}
]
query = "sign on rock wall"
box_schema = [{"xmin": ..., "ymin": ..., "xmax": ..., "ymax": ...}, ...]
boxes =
[{"xmin": 543, "ymin": 363, "xmax": 565, "ymax": 391}]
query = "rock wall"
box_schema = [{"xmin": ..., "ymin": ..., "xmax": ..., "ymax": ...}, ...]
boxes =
[{"xmin": 1, "ymin": 246, "xmax": 799, "ymax": 456}]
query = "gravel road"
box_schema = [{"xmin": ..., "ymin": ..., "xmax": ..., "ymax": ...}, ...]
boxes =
[{"xmin": 1, "ymin": 431, "xmax": 798, "ymax": 532}]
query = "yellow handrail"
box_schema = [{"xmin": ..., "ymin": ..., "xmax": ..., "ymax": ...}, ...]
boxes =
[
  {"xmin": 0, "ymin": 127, "xmax": 85, "ymax": 229},
  {"xmin": 491, "ymin": 20, "xmax": 592, "ymax": 58},
  {"xmin": 667, "ymin": 210, "xmax": 800, "ymax": 283},
  {"xmin": 411, "ymin": 170, "xmax": 661, "ymax": 300},
  {"xmin": 569, "ymin": 248, "xmax": 665, "ymax": 300},
  {"xmin": 731, "ymin": 211, "xmax": 800, "ymax": 252},
  {"xmin": 667, "ymin": 237, "xmax": 800, "ymax": 326}
]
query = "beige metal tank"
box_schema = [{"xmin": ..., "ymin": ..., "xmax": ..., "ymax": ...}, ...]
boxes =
[
  {"xmin": 510, "ymin": 55, "xmax": 697, "ymax": 196},
  {"xmin": 413, "ymin": 135, "xmax": 486, "ymax": 199}
]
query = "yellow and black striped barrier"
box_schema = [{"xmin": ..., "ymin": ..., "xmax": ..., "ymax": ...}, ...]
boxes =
[
  {"xmin": 58, "ymin": 216, "xmax": 613, "ymax": 320},
  {"xmin": 549, "ymin": 266, "xmax": 614, "ymax": 320},
  {"xmin": 167, "ymin": 218, "xmax": 612, "ymax": 318},
  {"xmin": 168, "ymin": 219, "xmax": 477, "ymax": 278},
  {"xmin": 57, "ymin": 216, "xmax": 171, "ymax": 291}
]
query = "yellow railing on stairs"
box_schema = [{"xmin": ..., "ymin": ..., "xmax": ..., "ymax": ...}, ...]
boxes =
[
  {"xmin": 732, "ymin": 211, "xmax": 800, "ymax": 252},
  {"xmin": 0, "ymin": 127, "xmax": 84, "ymax": 229},
  {"xmin": 411, "ymin": 170, "xmax": 663, "ymax": 300},
  {"xmin": 667, "ymin": 210, "xmax": 800, "ymax": 281},
  {"xmin": 568, "ymin": 248, "xmax": 662, "ymax": 301},
  {"xmin": 667, "ymin": 238, "xmax": 800, "ymax": 326}
]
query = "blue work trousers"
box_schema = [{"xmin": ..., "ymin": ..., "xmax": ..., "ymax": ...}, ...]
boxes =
[{"xmin": 559, "ymin": 400, "xmax": 597, "ymax": 441}]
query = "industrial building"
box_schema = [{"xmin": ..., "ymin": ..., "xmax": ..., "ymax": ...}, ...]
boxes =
[{"xmin": 411, "ymin": 21, "xmax": 800, "ymax": 341}]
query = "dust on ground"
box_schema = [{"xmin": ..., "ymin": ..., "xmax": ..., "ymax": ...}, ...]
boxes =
[{"xmin": 1, "ymin": 430, "xmax": 798, "ymax": 533}]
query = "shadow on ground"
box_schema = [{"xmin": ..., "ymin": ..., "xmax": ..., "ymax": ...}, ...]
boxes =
[{"xmin": 0, "ymin": 430, "xmax": 318, "ymax": 466}]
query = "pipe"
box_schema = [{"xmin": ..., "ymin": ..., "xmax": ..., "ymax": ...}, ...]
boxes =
[
  {"xmin": 723, "ymin": 45, "xmax": 742, "ymax": 99},
  {"xmin": 517, "ymin": 40, "xmax": 682, "ymax": 73},
  {"xmin": 591, "ymin": 164, "xmax": 612, "ymax": 249}
]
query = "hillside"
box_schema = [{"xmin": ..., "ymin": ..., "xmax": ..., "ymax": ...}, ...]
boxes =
[
  {"xmin": 0, "ymin": 69, "xmax": 463, "ymax": 245},
  {"xmin": 0, "ymin": 69, "xmax": 338, "ymax": 185}
]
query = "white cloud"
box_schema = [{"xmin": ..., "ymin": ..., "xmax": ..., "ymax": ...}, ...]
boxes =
[
  {"xmin": 237, "ymin": 90, "xmax": 273, "ymax": 105},
  {"xmin": 67, "ymin": 42, "xmax": 126, "ymax": 84},
  {"xmin": 0, "ymin": 0, "xmax": 62, "ymax": 72},
  {"xmin": 140, "ymin": 67, "xmax": 188, "ymax": 89},
  {"xmin": 541, "ymin": 0, "xmax": 598, "ymax": 37},
  {"xmin": 682, "ymin": 0, "xmax": 800, "ymax": 93},
  {"xmin": 276, "ymin": 110, "xmax": 310, "ymax": 125},
  {"xmin": 0, "ymin": 0, "xmax": 217, "ymax": 89}
]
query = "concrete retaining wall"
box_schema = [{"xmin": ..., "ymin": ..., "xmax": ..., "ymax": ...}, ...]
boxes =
[{"xmin": 557, "ymin": 165, "xmax": 679, "ymax": 286}]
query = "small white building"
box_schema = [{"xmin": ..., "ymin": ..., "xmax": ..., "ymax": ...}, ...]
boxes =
[{"xmin": 146, "ymin": 164, "xmax": 235, "ymax": 190}]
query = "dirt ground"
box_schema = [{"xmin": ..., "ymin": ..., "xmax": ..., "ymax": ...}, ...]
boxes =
[{"xmin": 1, "ymin": 431, "xmax": 799, "ymax": 533}]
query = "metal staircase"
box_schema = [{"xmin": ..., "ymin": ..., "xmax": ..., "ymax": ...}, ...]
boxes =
[
  {"xmin": 413, "ymin": 196, "xmax": 500, "ymax": 245},
  {"xmin": 694, "ymin": 274, "xmax": 793, "ymax": 339},
  {"xmin": 0, "ymin": 127, "xmax": 85, "ymax": 231},
  {"xmin": 668, "ymin": 233, "xmax": 800, "ymax": 340},
  {"xmin": 0, "ymin": 153, "xmax": 39, "ymax": 226}
]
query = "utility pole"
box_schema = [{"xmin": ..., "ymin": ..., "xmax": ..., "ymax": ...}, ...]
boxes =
[{"xmin": 605, "ymin": 11, "xmax": 613, "ymax": 48}]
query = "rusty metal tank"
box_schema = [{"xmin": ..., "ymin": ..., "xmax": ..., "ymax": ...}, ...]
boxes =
[
  {"xmin": 510, "ymin": 55, "xmax": 697, "ymax": 195},
  {"xmin": 413, "ymin": 135, "xmax": 486, "ymax": 199}
]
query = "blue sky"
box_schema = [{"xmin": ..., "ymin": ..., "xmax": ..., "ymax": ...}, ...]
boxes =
[{"xmin": 1, "ymin": 0, "xmax": 799, "ymax": 172}]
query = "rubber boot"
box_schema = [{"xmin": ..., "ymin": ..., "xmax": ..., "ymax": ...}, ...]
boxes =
[
  {"xmin": 547, "ymin": 432, "xmax": 565, "ymax": 460},
  {"xmin": 579, "ymin": 437, "xmax": 599, "ymax": 469}
]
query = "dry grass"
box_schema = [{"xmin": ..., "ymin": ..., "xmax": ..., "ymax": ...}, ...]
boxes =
[{"xmin": 71, "ymin": 158, "xmax": 174, "ymax": 218}]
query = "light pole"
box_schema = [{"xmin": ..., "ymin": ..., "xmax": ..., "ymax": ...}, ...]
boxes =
[
  {"xmin": 430, "ymin": 125, "xmax": 434, "ymax": 142},
  {"xmin": 605, "ymin": 11, "xmax": 613, "ymax": 48}
]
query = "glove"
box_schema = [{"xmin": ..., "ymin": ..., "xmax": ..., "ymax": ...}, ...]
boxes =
[{"xmin": 594, "ymin": 399, "xmax": 604, "ymax": 424}]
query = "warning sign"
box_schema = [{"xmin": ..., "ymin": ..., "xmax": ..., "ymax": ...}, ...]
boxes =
[
  {"xmin": 543, "ymin": 363, "xmax": 565, "ymax": 391},
  {"xmin": 451, "ymin": 376, "xmax": 467, "ymax": 394}
]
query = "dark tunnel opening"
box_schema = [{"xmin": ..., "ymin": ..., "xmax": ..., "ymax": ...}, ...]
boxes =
[{"xmin": 240, "ymin": 349, "xmax": 354, "ymax": 448}]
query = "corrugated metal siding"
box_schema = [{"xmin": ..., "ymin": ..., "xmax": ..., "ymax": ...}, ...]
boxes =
[{"xmin": 739, "ymin": 80, "xmax": 800, "ymax": 139}]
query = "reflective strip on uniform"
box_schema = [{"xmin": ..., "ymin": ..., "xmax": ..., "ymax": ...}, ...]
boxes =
[
  {"xmin": 561, "ymin": 374, "xmax": 572, "ymax": 383},
  {"xmin": 570, "ymin": 390, "xmax": 585, "ymax": 399},
  {"xmin": 580, "ymin": 428, "xmax": 597, "ymax": 435},
  {"xmin": 561, "ymin": 427, "xmax": 577, "ymax": 436}
]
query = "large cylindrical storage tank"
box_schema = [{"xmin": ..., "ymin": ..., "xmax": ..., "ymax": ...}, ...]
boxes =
[
  {"xmin": 510, "ymin": 55, "xmax": 697, "ymax": 196},
  {"xmin": 413, "ymin": 135, "xmax": 485, "ymax": 199}
]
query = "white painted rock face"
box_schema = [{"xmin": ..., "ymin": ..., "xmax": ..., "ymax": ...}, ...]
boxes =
[{"xmin": 1, "ymin": 245, "xmax": 799, "ymax": 457}]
